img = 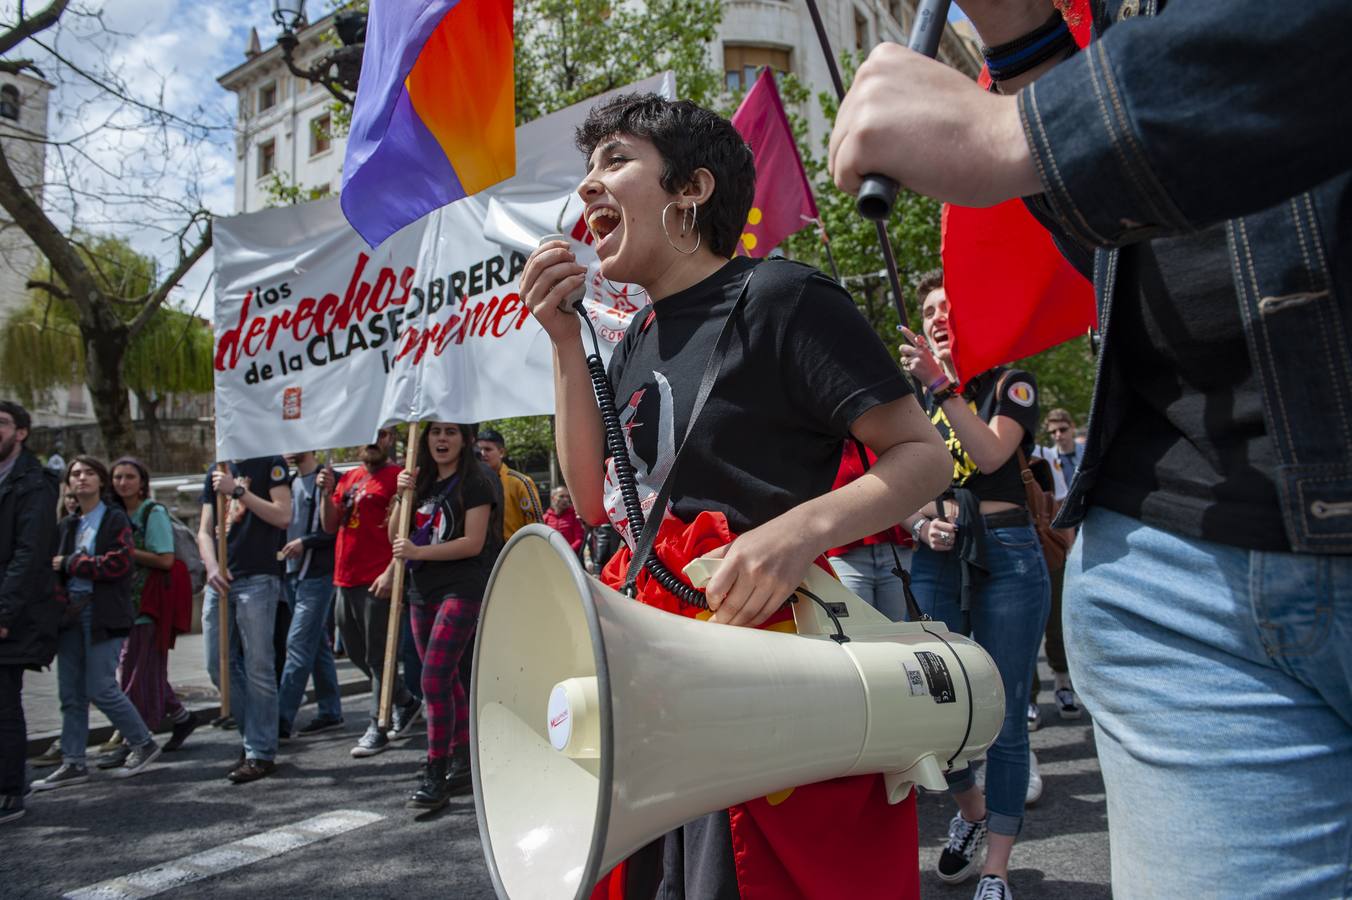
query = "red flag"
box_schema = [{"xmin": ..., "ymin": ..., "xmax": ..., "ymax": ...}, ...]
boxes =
[
  {"xmin": 941, "ymin": 0, "xmax": 1095, "ymax": 383},
  {"xmin": 730, "ymin": 69, "xmax": 821, "ymax": 257}
]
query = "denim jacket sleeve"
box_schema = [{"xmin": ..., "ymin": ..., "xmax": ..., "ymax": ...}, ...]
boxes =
[{"xmin": 1018, "ymin": 0, "xmax": 1352, "ymax": 248}]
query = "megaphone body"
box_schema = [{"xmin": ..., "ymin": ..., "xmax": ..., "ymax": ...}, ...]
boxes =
[{"xmin": 472, "ymin": 525, "xmax": 1004, "ymax": 900}]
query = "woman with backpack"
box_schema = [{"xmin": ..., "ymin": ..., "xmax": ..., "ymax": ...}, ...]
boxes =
[
  {"xmin": 389, "ymin": 422, "xmax": 500, "ymax": 813},
  {"xmin": 898, "ymin": 271, "xmax": 1052, "ymax": 900},
  {"xmin": 101, "ymin": 457, "xmax": 196, "ymax": 764}
]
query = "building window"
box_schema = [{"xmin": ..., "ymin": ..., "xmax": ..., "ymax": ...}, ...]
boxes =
[
  {"xmin": 855, "ymin": 9, "xmax": 872, "ymax": 50},
  {"xmin": 723, "ymin": 45, "xmax": 791, "ymax": 93},
  {"xmin": 0, "ymin": 84, "xmax": 18, "ymax": 121},
  {"xmin": 310, "ymin": 113, "xmax": 332, "ymax": 156},
  {"xmin": 258, "ymin": 139, "xmax": 276, "ymax": 178},
  {"xmin": 258, "ymin": 81, "xmax": 277, "ymax": 112}
]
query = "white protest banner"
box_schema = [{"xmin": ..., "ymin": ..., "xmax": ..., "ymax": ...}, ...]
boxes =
[{"xmin": 212, "ymin": 72, "xmax": 673, "ymax": 459}]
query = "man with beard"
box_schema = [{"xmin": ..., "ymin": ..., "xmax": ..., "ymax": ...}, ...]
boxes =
[
  {"xmin": 0, "ymin": 401, "xmax": 60, "ymax": 823},
  {"xmin": 318, "ymin": 427, "xmax": 421, "ymax": 758}
]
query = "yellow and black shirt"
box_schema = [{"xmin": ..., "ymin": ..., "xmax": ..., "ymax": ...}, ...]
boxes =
[{"xmin": 924, "ymin": 367, "xmax": 1040, "ymax": 507}]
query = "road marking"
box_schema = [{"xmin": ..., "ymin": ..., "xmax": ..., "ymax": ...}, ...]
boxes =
[{"xmin": 63, "ymin": 809, "xmax": 384, "ymax": 899}]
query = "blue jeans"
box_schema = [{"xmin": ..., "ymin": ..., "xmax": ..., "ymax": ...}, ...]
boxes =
[
  {"xmin": 57, "ymin": 601, "xmax": 152, "ymax": 764},
  {"xmin": 829, "ymin": 544, "xmax": 913, "ymax": 622},
  {"xmin": 910, "ymin": 523, "xmax": 1050, "ymax": 837},
  {"xmin": 203, "ymin": 574, "xmax": 280, "ymax": 761},
  {"xmin": 278, "ymin": 574, "xmax": 342, "ymax": 729},
  {"xmin": 1066, "ymin": 507, "xmax": 1352, "ymax": 898}
]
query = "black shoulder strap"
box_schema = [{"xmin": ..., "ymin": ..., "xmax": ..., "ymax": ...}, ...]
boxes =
[{"xmin": 623, "ymin": 268, "xmax": 756, "ymax": 595}]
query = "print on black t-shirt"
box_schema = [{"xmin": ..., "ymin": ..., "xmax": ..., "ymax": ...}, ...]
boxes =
[
  {"xmin": 925, "ymin": 368, "xmax": 1039, "ymax": 507},
  {"xmin": 407, "ymin": 463, "xmax": 498, "ymax": 602},
  {"xmin": 602, "ymin": 257, "xmax": 911, "ymax": 547}
]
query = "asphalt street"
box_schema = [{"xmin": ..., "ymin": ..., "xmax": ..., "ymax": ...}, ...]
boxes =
[{"xmin": 6, "ymin": 662, "xmax": 1109, "ymax": 899}]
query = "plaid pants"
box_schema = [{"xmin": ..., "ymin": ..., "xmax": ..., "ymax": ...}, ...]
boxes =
[{"xmin": 409, "ymin": 594, "xmax": 479, "ymax": 760}]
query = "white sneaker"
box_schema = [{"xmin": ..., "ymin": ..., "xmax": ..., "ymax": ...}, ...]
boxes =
[
  {"xmin": 1025, "ymin": 750, "xmax": 1043, "ymax": 806},
  {"xmin": 1027, "ymin": 701, "xmax": 1041, "ymax": 732},
  {"xmin": 1055, "ymin": 686, "xmax": 1082, "ymax": 719}
]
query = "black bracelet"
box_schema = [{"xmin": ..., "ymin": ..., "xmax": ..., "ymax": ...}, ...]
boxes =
[
  {"xmin": 982, "ymin": 11, "xmax": 1075, "ymax": 82},
  {"xmin": 932, "ymin": 385, "xmax": 958, "ymax": 406}
]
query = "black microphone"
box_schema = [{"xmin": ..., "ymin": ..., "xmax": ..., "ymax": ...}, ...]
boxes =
[{"xmin": 855, "ymin": 0, "xmax": 952, "ymax": 221}]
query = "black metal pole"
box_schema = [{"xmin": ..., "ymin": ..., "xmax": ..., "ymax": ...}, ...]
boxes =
[{"xmin": 802, "ymin": 0, "xmax": 923, "ymax": 329}]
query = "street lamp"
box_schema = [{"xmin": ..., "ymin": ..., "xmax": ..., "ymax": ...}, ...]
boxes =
[{"xmin": 271, "ymin": 0, "xmax": 366, "ymax": 105}]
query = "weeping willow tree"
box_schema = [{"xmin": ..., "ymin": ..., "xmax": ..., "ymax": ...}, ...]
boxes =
[{"xmin": 0, "ymin": 234, "xmax": 213, "ymax": 464}]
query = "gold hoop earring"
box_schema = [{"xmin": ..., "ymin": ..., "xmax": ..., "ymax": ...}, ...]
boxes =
[{"xmin": 661, "ymin": 201, "xmax": 701, "ymax": 256}]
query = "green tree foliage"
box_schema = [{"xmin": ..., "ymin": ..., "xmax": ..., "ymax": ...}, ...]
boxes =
[
  {"xmin": 0, "ymin": 235, "xmax": 213, "ymax": 411},
  {"xmin": 513, "ymin": 0, "xmax": 723, "ymax": 124},
  {"xmin": 482, "ymin": 416, "xmax": 555, "ymax": 476}
]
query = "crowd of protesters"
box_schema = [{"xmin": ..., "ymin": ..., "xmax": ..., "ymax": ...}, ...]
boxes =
[{"xmin": 0, "ymin": 401, "xmax": 604, "ymax": 822}]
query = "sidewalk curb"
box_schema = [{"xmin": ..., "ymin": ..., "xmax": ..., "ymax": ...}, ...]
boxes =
[{"xmin": 26, "ymin": 676, "xmax": 375, "ymax": 757}]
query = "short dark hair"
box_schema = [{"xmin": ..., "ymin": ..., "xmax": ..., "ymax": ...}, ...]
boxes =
[
  {"xmin": 476, "ymin": 428, "xmax": 505, "ymax": 448},
  {"xmin": 576, "ymin": 93, "xmax": 756, "ymax": 258},
  {"xmin": 915, "ymin": 269, "xmax": 944, "ymax": 312},
  {"xmin": 0, "ymin": 399, "xmax": 30, "ymax": 435},
  {"xmin": 111, "ymin": 456, "xmax": 152, "ymax": 500}
]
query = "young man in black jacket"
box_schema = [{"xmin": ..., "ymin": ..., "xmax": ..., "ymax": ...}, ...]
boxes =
[{"xmin": 0, "ymin": 402, "xmax": 59, "ymax": 823}]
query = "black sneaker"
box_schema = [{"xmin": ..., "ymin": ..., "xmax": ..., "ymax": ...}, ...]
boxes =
[
  {"xmin": 0, "ymin": 793, "xmax": 25, "ymax": 825},
  {"xmin": 388, "ymin": 698, "xmax": 424, "ymax": 740},
  {"xmin": 227, "ymin": 758, "xmax": 277, "ymax": 784},
  {"xmin": 116, "ymin": 740, "xmax": 162, "ymax": 779},
  {"xmin": 31, "ymin": 763, "xmax": 89, "ymax": 792},
  {"xmin": 1055, "ymin": 686, "xmax": 1083, "ymax": 720},
  {"xmin": 973, "ymin": 874, "xmax": 1013, "ymax": 900},
  {"xmin": 163, "ymin": 714, "xmax": 199, "ymax": 752},
  {"xmin": 350, "ymin": 722, "xmax": 389, "ymax": 758},
  {"xmin": 937, "ymin": 813, "xmax": 988, "ymax": 884},
  {"xmin": 297, "ymin": 715, "xmax": 344, "ymax": 736},
  {"xmin": 95, "ymin": 743, "xmax": 130, "ymax": 770},
  {"xmin": 279, "ymin": 720, "xmax": 293, "ymax": 743},
  {"xmin": 406, "ymin": 757, "xmax": 452, "ymax": 811},
  {"xmin": 211, "ymin": 715, "xmax": 237, "ymax": 730}
]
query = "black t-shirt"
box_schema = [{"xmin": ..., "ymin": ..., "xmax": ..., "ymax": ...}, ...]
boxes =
[
  {"xmin": 200, "ymin": 457, "xmax": 289, "ymax": 579},
  {"xmin": 924, "ymin": 367, "xmax": 1040, "ymax": 506},
  {"xmin": 408, "ymin": 463, "xmax": 498, "ymax": 602},
  {"xmin": 603, "ymin": 256, "xmax": 911, "ymax": 542},
  {"xmin": 1092, "ymin": 226, "xmax": 1287, "ymax": 551}
]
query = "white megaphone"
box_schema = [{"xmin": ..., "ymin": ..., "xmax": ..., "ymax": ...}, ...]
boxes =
[{"xmin": 471, "ymin": 525, "xmax": 1004, "ymax": 900}]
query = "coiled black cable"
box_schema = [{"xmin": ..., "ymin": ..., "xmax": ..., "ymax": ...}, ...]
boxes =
[{"xmin": 574, "ymin": 299, "xmax": 709, "ymax": 609}]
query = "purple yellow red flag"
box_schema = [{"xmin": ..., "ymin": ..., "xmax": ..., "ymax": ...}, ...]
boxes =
[
  {"xmin": 730, "ymin": 69, "xmax": 820, "ymax": 257},
  {"xmin": 940, "ymin": 0, "xmax": 1094, "ymax": 383},
  {"xmin": 341, "ymin": 0, "xmax": 515, "ymax": 248}
]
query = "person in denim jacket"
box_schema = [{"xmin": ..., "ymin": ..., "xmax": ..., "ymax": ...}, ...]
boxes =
[{"xmin": 830, "ymin": 2, "xmax": 1352, "ymax": 898}]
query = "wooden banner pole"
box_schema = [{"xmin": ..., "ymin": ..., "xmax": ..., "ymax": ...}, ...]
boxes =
[
  {"xmin": 215, "ymin": 462, "xmax": 231, "ymax": 720},
  {"xmin": 378, "ymin": 421, "xmax": 419, "ymax": 730}
]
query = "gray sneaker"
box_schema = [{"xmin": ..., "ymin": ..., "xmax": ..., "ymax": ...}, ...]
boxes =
[
  {"xmin": 31, "ymin": 763, "xmax": 90, "ymax": 792},
  {"xmin": 30, "ymin": 740, "xmax": 62, "ymax": 768},
  {"xmin": 350, "ymin": 722, "xmax": 390, "ymax": 758},
  {"xmin": 388, "ymin": 698, "xmax": 424, "ymax": 740},
  {"xmin": 115, "ymin": 740, "xmax": 162, "ymax": 779},
  {"xmin": 95, "ymin": 743, "xmax": 131, "ymax": 770}
]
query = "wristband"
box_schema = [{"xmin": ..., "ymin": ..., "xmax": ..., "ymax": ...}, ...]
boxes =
[
  {"xmin": 927, "ymin": 375, "xmax": 951, "ymax": 395},
  {"xmin": 932, "ymin": 385, "xmax": 958, "ymax": 406},
  {"xmin": 910, "ymin": 518, "xmax": 929, "ymax": 545},
  {"xmin": 230, "ymin": 484, "xmax": 246, "ymax": 500},
  {"xmin": 981, "ymin": 10, "xmax": 1075, "ymax": 82}
]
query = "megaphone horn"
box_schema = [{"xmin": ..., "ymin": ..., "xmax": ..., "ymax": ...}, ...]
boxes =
[{"xmin": 471, "ymin": 525, "xmax": 1005, "ymax": 900}]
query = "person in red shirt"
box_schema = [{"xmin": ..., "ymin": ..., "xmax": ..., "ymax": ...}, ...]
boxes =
[
  {"xmin": 825, "ymin": 441, "xmax": 915, "ymax": 622},
  {"xmin": 542, "ymin": 485, "xmax": 585, "ymax": 559},
  {"xmin": 318, "ymin": 428, "xmax": 421, "ymax": 758}
]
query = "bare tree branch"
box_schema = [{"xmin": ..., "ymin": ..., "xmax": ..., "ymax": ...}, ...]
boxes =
[
  {"xmin": 0, "ymin": 0, "xmax": 69, "ymax": 57},
  {"xmin": 127, "ymin": 215, "xmax": 212, "ymax": 340},
  {"xmin": 25, "ymin": 277, "xmax": 69, "ymax": 301}
]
